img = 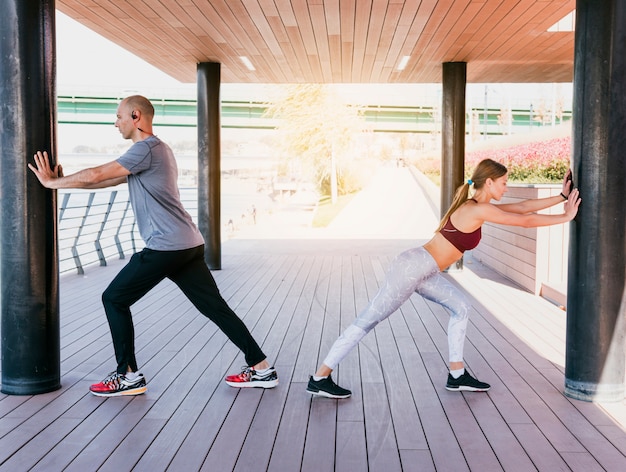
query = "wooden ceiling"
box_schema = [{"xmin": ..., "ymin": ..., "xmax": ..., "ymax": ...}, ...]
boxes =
[{"xmin": 57, "ymin": 0, "xmax": 576, "ymax": 84}]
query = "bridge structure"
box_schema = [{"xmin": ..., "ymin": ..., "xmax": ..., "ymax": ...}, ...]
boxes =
[{"xmin": 58, "ymin": 94, "xmax": 571, "ymax": 136}]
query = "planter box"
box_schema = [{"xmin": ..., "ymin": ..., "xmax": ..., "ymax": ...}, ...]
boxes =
[{"xmin": 471, "ymin": 184, "xmax": 569, "ymax": 305}]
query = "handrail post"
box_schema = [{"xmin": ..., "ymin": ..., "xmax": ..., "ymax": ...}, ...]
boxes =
[
  {"xmin": 59, "ymin": 192, "xmax": 71, "ymax": 220},
  {"xmin": 131, "ymin": 220, "xmax": 139, "ymax": 254},
  {"xmin": 95, "ymin": 191, "xmax": 117, "ymax": 266},
  {"xmin": 114, "ymin": 199, "xmax": 132, "ymax": 259},
  {"xmin": 71, "ymin": 192, "xmax": 96, "ymax": 275}
]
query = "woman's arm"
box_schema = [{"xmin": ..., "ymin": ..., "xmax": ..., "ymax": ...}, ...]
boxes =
[
  {"xmin": 495, "ymin": 194, "xmax": 567, "ymax": 214},
  {"xmin": 479, "ymin": 189, "xmax": 580, "ymax": 228},
  {"xmin": 496, "ymin": 169, "xmax": 573, "ymax": 214}
]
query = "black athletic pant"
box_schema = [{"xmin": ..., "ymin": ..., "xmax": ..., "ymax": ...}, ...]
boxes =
[{"xmin": 101, "ymin": 244, "xmax": 266, "ymax": 374}]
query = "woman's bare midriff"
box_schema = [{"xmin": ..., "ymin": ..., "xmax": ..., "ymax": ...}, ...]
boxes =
[{"xmin": 423, "ymin": 233, "xmax": 464, "ymax": 271}]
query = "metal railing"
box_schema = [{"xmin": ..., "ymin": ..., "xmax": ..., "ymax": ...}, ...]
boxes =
[{"xmin": 58, "ymin": 187, "xmax": 198, "ymax": 274}]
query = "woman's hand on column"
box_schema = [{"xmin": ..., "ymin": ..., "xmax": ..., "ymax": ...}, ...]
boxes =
[{"xmin": 564, "ymin": 188, "xmax": 581, "ymax": 221}]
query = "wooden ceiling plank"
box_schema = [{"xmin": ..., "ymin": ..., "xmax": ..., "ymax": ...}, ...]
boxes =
[
  {"xmin": 362, "ymin": 0, "xmax": 389, "ymax": 65},
  {"xmin": 57, "ymin": 0, "xmax": 576, "ymax": 84},
  {"xmin": 425, "ymin": 1, "xmax": 484, "ymax": 64},
  {"xmin": 324, "ymin": 0, "xmax": 341, "ymax": 35},
  {"xmin": 342, "ymin": 41, "xmax": 354, "ymax": 82},
  {"xmin": 525, "ymin": 0, "xmax": 575, "ymax": 30},
  {"xmin": 393, "ymin": 0, "xmax": 438, "ymax": 82},
  {"xmin": 323, "ymin": 0, "xmax": 343, "ymax": 81},
  {"xmin": 285, "ymin": 26, "xmax": 315, "ymax": 80},
  {"xmin": 269, "ymin": 21, "xmax": 306, "ymax": 81},
  {"xmin": 221, "ymin": 1, "xmax": 289, "ymax": 82},
  {"xmin": 291, "ymin": 0, "xmax": 319, "ymax": 56},
  {"xmin": 197, "ymin": 0, "xmax": 289, "ymax": 82},
  {"xmin": 351, "ymin": 0, "xmax": 373, "ymax": 82},
  {"xmin": 460, "ymin": 0, "xmax": 561, "ymax": 64},
  {"xmin": 492, "ymin": 16, "xmax": 571, "ymax": 68},
  {"xmin": 382, "ymin": 0, "xmax": 421, "ymax": 72},
  {"xmin": 360, "ymin": 0, "xmax": 390, "ymax": 81},
  {"xmin": 197, "ymin": 1, "xmax": 256, "ymax": 51},
  {"xmin": 377, "ymin": 2, "xmax": 404, "ymax": 73},
  {"xmin": 288, "ymin": 0, "xmax": 323, "ymax": 81},
  {"xmin": 468, "ymin": 2, "xmax": 544, "ymax": 61},
  {"xmin": 340, "ymin": 0, "xmax": 356, "ymax": 82},
  {"xmin": 243, "ymin": 0, "xmax": 285, "ymax": 55},
  {"xmin": 244, "ymin": 0, "xmax": 294, "ymax": 82},
  {"xmin": 446, "ymin": 0, "xmax": 518, "ymax": 61},
  {"xmin": 403, "ymin": 0, "xmax": 455, "ymax": 81},
  {"xmin": 309, "ymin": 3, "xmax": 333, "ymax": 82},
  {"xmin": 92, "ymin": 0, "xmax": 131, "ymax": 21},
  {"xmin": 486, "ymin": 2, "xmax": 574, "ymax": 64},
  {"xmin": 275, "ymin": 0, "xmax": 313, "ymax": 79},
  {"xmin": 329, "ymin": 35, "xmax": 342, "ymax": 82},
  {"xmin": 179, "ymin": 2, "xmax": 231, "ymax": 41}
]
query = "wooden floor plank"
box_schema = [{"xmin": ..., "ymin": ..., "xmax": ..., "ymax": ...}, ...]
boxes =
[
  {"xmin": 266, "ymin": 383, "xmax": 311, "ymax": 472},
  {"xmin": 376, "ymin": 316, "xmax": 429, "ymax": 450},
  {"xmin": 362, "ymin": 382, "xmax": 403, "ymax": 471},
  {"xmin": 335, "ymin": 419, "xmax": 368, "ymax": 471},
  {"xmin": 233, "ymin": 365, "xmax": 295, "ymax": 472},
  {"xmin": 63, "ymin": 398, "xmax": 155, "ymax": 471},
  {"xmin": 2, "ymin": 239, "xmax": 626, "ymax": 472},
  {"xmin": 510, "ymin": 423, "xmax": 577, "ymax": 470},
  {"xmin": 30, "ymin": 395, "xmax": 131, "ymax": 472},
  {"xmin": 164, "ymin": 385, "xmax": 237, "ymax": 471},
  {"xmin": 301, "ymin": 397, "xmax": 339, "ymax": 472},
  {"xmin": 466, "ymin": 395, "xmax": 537, "ymax": 471}
]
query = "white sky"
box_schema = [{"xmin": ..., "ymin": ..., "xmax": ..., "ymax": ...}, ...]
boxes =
[{"xmin": 56, "ymin": 11, "xmax": 196, "ymax": 97}]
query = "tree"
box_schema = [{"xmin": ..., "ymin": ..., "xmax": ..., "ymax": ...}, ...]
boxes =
[{"xmin": 264, "ymin": 84, "xmax": 366, "ymax": 203}]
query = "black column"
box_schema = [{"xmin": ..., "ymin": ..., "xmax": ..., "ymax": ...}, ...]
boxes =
[
  {"xmin": 565, "ymin": 0, "xmax": 626, "ymax": 402},
  {"xmin": 441, "ymin": 62, "xmax": 467, "ymax": 271},
  {"xmin": 197, "ymin": 63, "xmax": 222, "ymax": 269},
  {"xmin": 0, "ymin": 0, "xmax": 60, "ymax": 394}
]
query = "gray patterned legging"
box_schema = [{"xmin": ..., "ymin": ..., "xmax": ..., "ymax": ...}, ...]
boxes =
[{"xmin": 323, "ymin": 246, "xmax": 470, "ymax": 370}]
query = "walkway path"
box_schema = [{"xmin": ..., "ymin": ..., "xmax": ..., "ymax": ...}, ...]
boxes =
[{"xmin": 232, "ymin": 165, "xmax": 440, "ymax": 240}]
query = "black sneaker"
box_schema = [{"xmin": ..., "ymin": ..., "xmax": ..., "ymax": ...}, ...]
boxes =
[
  {"xmin": 89, "ymin": 372, "xmax": 147, "ymax": 397},
  {"xmin": 225, "ymin": 366, "xmax": 279, "ymax": 388},
  {"xmin": 306, "ymin": 375, "xmax": 352, "ymax": 399},
  {"xmin": 445, "ymin": 371, "xmax": 490, "ymax": 392}
]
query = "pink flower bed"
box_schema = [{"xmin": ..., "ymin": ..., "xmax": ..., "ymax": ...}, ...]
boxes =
[{"xmin": 466, "ymin": 137, "xmax": 571, "ymax": 182}]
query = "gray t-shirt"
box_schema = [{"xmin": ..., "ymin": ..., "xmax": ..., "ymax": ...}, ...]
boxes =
[{"xmin": 117, "ymin": 136, "xmax": 204, "ymax": 251}]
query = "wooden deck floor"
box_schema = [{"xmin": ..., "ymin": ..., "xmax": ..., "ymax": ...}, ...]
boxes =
[{"xmin": 1, "ymin": 238, "xmax": 625, "ymax": 472}]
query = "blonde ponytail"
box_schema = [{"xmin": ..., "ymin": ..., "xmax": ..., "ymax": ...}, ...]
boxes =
[{"xmin": 435, "ymin": 182, "xmax": 471, "ymax": 232}]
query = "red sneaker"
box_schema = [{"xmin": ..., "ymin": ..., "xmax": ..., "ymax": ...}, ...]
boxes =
[
  {"xmin": 89, "ymin": 372, "xmax": 147, "ymax": 397},
  {"xmin": 225, "ymin": 366, "xmax": 278, "ymax": 388}
]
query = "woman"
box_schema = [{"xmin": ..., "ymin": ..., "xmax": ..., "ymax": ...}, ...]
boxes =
[{"xmin": 307, "ymin": 158, "xmax": 580, "ymax": 398}]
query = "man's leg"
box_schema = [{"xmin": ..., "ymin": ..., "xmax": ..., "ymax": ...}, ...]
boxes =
[
  {"xmin": 168, "ymin": 247, "xmax": 266, "ymax": 367},
  {"xmin": 102, "ymin": 249, "xmax": 169, "ymax": 374}
]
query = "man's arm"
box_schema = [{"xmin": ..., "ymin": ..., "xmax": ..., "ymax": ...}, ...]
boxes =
[
  {"xmin": 81, "ymin": 175, "xmax": 128, "ymax": 189},
  {"xmin": 28, "ymin": 151, "xmax": 130, "ymax": 189}
]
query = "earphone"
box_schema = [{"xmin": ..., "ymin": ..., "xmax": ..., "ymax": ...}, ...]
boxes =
[{"xmin": 131, "ymin": 110, "xmax": 152, "ymax": 135}]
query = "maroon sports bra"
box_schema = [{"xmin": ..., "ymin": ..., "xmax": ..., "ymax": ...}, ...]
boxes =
[{"xmin": 440, "ymin": 201, "xmax": 481, "ymax": 252}]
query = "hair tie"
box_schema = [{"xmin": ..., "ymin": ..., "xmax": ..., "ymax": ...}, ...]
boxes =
[{"xmin": 467, "ymin": 179, "xmax": 473, "ymax": 185}]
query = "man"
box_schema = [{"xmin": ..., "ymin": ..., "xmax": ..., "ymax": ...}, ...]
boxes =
[{"xmin": 29, "ymin": 95, "xmax": 277, "ymax": 396}]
